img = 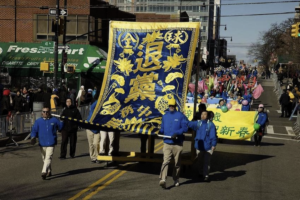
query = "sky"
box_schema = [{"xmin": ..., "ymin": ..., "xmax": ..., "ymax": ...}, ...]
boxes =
[{"xmin": 219, "ymin": 0, "xmax": 300, "ymax": 64}]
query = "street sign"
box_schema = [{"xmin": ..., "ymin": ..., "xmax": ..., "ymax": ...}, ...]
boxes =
[
  {"xmin": 41, "ymin": 41, "xmax": 54, "ymax": 47},
  {"xmin": 58, "ymin": 45, "xmax": 70, "ymax": 50},
  {"xmin": 49, "ymin": 9, "xmax": 68, "ymax": 16}
]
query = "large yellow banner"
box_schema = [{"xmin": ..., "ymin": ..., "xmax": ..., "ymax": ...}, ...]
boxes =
[{"xmin": 184, "ymin": 105, "xmax": 257, "ymax": 140}]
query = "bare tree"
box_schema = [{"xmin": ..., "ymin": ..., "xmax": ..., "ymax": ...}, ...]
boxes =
[{"xmin": 248, "ymin": 18, "xmax": 300, "ymax": 67}]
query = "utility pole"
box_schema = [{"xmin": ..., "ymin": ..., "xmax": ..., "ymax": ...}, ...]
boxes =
[
  {"xmin": 60, "ymin": 0, "xmax": 67, "ymax": 86},
  {"xmin": 179, "ymin": 0, "xmax": 182, "ymax": 22},
  {"xmin": 54, "ymin": 0, "xmax": 60, "ymax": 88}
]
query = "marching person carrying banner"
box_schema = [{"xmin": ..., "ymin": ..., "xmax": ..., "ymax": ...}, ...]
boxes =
[
  {"xmin": 254, "ymin": 104, "xmax": 268, "ymax": 147},
  {"xmin": 188, "ymin": 110, "xmax": 218, "ymax": 181},
  {"xmin": 30, "ymin": 107, "xmax": 64, "ymax": 180},
  {"xmin": 159, "ymin": 99, "xmax": 188, "ymax": 189}
]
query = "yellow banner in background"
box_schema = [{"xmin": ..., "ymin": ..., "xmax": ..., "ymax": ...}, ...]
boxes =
[
  {"xmin": 184, "ymin": 105, "xmax": 257, "ymax": 140},
  {"xmin": 208, "ymin": 108, "xmax": 257, "ymax": 140}
]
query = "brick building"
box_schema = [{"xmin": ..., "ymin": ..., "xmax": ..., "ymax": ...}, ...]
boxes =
[{"xmin": 0, "ymin": 0, "xmax": 135, "ymax": 89}]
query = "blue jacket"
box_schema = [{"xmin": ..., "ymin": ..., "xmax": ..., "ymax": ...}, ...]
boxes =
[
  {"xmin": 233, "ymin": 69, "xmax": 239, "ymax": 75},
  {"xmin": 160, "ymin": 110, "xmax": 188, "ymax": 144},
  {"xmin": 217, "ymin": 71, "xmax": 222, "ymax": 77},
  {"xmin": 221, "ymin": 91, "xmax": 228, "ymax": 101},
  {"xmin": 253, "ymin": 70, "xmax": 258, "ymax": 77},
  {"xmin": 256, "ymin": 112, "xmax": 267, "ymax": 127},
  {"xmin": 243, "ymin": 94, "xmax": 252, "ymax": 103},
  {"xmin": 188, "ymin": 120, "xmax": 218, "ymax": 151},
  {"xmin": 31, "ymin": 117, "xmax": 64, "ymax": 147},
  {"xmin": 92, "ymin": 89, "xmax": 97, "ymax": 98},
  {"xmin": 242, "ymin": 104, "xmax": 250, "ymax": 111},
  {"xmin": 86, "ymin": 100, "xmax": 99, "ymax": 133}
]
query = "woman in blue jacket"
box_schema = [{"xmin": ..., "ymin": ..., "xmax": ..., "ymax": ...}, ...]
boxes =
[
  {"xmin": 188, "ymin": 110, "xmax": 218, "ymax": 181},
  {"xmin": 254, "ymin": 104, "xmax": 268, "ymax": 146}
]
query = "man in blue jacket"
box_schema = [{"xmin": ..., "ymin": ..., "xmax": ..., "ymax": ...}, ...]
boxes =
[
  {"xmin": 254, "ymin": 104, "xmax": 268, "ymax": 146},
  {"xmin": 188, "ymin": 110, "xmax": 218, "ymax": 181},
  {"xmin": 31, "ymin": 106, "xmax": 64, "ymax": 180},
  {"xmin": 159, "ymin": 99, "xmax": 188, "ymax": 188}
]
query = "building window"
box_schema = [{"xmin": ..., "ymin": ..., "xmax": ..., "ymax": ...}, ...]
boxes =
[
  {"xmin": 200, "ymin": 16, "xmax": 208, "ymax": 22},
  {"xmin": 201, "ymin": 26, "xmax": 207, "ymax": 31},
  {"xmin": 36, "ymin": 15, "xmax": 89, "ymax": 41},
  {"xmin": 200, "ymin": 6, "xmax": 207, "ymax": 12},
  {"xmin": 200, "ymin": 36, "xmax": 207, "ymax": 40}
]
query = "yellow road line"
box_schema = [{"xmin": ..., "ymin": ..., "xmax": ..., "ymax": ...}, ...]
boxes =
[
  {"xmin": 68, "ymin": 170, "xmax": 119, "ymax": 200},
  {"xmin": 71, "ymin": 140, "xmax": 165, "ymax": 200},
  {"xmin": 154, "ymin": 143, "xmax": 164, "ymax": 153},
  {"xmin": 154, "ymin": 140, "xmax": 163, "ymax": 148},
  {"xmin": 83, "ymin": 169, "xmax": 128, "ymax": 200}
]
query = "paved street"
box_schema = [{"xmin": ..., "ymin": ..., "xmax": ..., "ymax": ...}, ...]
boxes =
[{"xmin": 1, "ymin": 78, "xmax": 300, "ymax": 200}]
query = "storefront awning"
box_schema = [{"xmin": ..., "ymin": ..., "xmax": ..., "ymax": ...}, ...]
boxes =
[{"xmin": 0, "ymin": 42, "xmax": 107, "ymax": 76}]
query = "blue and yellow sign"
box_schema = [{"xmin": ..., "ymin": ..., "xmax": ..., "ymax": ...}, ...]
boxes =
[{"xmin": 90, "ymin": 21, "xmax": 200, "ymax": 135}]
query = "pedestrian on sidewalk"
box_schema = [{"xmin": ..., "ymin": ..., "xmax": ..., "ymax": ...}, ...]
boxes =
[
  {"xmin": 287, "ymin": 89, "xmax": 295, "ymax": 117},
  {"xmin": 59, "ymin": 98, "xmax": 82, "ymax": 159},
  {"xmin": 30, "ymin": 107, "xmax": 64, "ymax": 180},
  {"xmin": 254, "ymin": 104, "xmax": 268, "ymax": 146},
  {"xmin": 13, "ymin": 91, "xmax": 23, "ymax": 114},
  {"xmin": 279, "ymin": 89, "xmax": 290, "ymax": 118},
  {"xmin": 158, "ymin": 99, "xmax": 188, "ymax": 189},
  {"xmin": 188, "ymin": 110, "xmax": 217, "ymax": 181}
]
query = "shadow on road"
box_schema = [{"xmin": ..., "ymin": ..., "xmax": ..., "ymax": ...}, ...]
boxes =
[
  {"xmin": 179, "ymin": 170, "xmax": 246, "ymax": 187},
  {"xmin": 128, "ymin": 151, "xmax": 273, "ymax": 185},
  {"xmin": 47, "ymin": 166, "xmax": 104, "ymax": 180},
  {"xmin": 218, "ymin": 139, "xmax": 284, "ymax": 146}
]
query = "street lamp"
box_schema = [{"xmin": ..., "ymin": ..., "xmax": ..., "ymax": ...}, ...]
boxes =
[
  {"xmin": 213, "ymin": 24, "xmax": 227, "ymax": 31},
  {"xmin": 220, "ymin": 36, "xmax": 233, "ymax": 42}
]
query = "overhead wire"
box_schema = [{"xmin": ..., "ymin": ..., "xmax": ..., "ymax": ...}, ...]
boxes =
[
  {"xmin": 0, "ymin": 0, "xmax": 299, "ymax": 8},
  {"xmin": 0, "ymin": 10, "xmax": 297, "ymax": 22}
]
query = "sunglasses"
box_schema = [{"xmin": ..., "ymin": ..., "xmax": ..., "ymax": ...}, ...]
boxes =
[
  {"xmin": 42, "ymin": 111, "xmax": 50, "ymax": 113},
  {"xmin": 258, "ymin": 107, "xmax": 264, "ymax": 109}
]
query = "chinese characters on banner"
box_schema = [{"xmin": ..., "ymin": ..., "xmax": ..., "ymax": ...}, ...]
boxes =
[
  {"xmin": 90, "ymin": 21, "xmax": 200, "ymax": 135},
  {"xmin": 184, "ymin": 106, "xmax": 257, "ymax": 140}
]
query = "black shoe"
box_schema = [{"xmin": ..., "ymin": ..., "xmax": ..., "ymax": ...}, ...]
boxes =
[
  {"xmin": 59, "ymin": 156, "xmax": 66, "ymax": 159},
  {"xmin": 41, "ymin": 173, "xmax": 47, "ymax": 180},
  {"xmin": 70, "ymin": 155, "xmax": 75, "ymax": 158},
  {"xmin": 99, "ymin": 153, "xmax": 106, "ymax": 156},
  {"xmin": 47, "ymin": 172, "xmax": 52, "ymax": 177},
  {"xmin": 91, "ymin": 159, "xmax": 99, "ymax": 163}
]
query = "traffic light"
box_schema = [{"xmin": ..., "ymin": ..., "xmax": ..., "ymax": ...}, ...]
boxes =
[
  {"xmin": 51, "ymin": 18, "xmax": 65, "ymax": 35},
  {"xmin": 291, "ymin": 22, "xmax": 300, "ymax": 38},
  {"xmin": 59, "ymin": 18, "xmax": 65, "ymax": 35},
  {"xmin": 67, "ymin": 65, "xmax": 75, "ymax": 73}
]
